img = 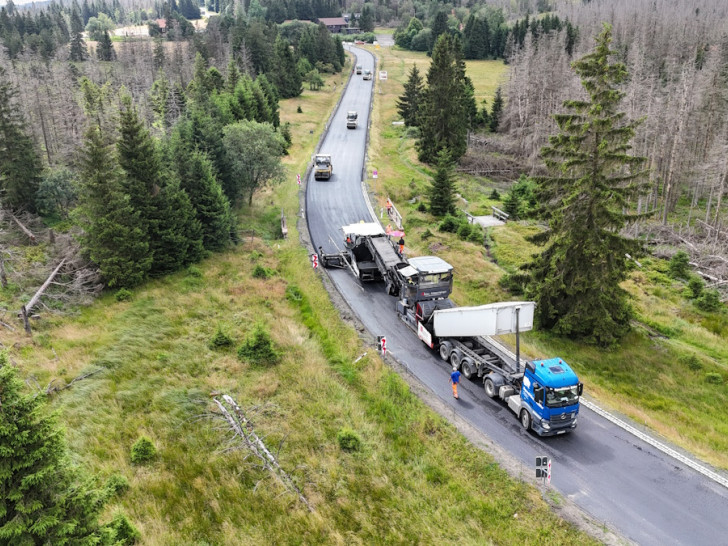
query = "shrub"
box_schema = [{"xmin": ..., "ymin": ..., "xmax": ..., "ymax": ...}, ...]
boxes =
[
  {"xmin": 237, "ymin": 324, "xmax": 279, "ymax": 365},
  {"xmin": 114, "ymin": 288, "xmax": 133, "ymax": 302},
  {"xmin": 457, "ymin": 223, "xmax": 473, "ymax": 240},
  {"xmin": 467, "ymin": 225, "xmax": 483, "ymax": 244},
  {"xmin": 296, "ymin": 105, "xmax": 302, "ymax": 113},
  {"xmin": 417, "ymin": 202, "xmax": 427, "ymax": 212},
  {"xmin": 489, "ymin": 188, "xmax": 500, "ymax": 200},
  {"xmin": 285, "ymin": 285, "xmax": 303, "ymax": 302},
  {"xmin": 105, "ymin": 473, "xmax": 130, "ymax": 497},
  {"xmin": 209, "ymin": 325, "xmax": 234, "ymax": 350},
  {"xmin": 499, "ymin": 272, "xmax": 528, "ymax": 295},
  {"xmin": 107, "ymin": 512, "xmax": 140, "ymax": 545},
  {"xmin": 252, "ymin": 264, "xmax": 274, "ymax": 279},
  {"xmin": 695, "ymin": 289, "xmax": 721, "ymax": 312},
  {"xmin": 438, "ymin": 214, "xmax": 460, "ymax": 233},
  {"xmin": 668, "ymin": 250, "xmax": 690, "ymax": 279},
  {"xmin": 186, "ymin": 265, "xmax": 203, "ymax": 278},
  {"xmin": 679, "ymin": 354, "xmax": 703, "ymax": 371},
  {"xmin": 705, "ymin": 372, "xmax": 724, "ymax": 385},
  {"xmin": 422, "ymin": 228, "xmax": 433, "ymax": 240},
  {"xmin": 337, "ymin": 428, "xmax": 362, "ymax": 452},
  {"xmin": 685, "ymin": 275, "xmax": 704, "ymax": 299},
  {"xmin": 130, "ymin": 436, "xmax": 157, "ymax": 465}
]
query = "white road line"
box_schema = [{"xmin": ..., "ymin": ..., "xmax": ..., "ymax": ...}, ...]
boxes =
[{"xmin": 581, "ymin": 398, "xmax": 728, "ymax": 490}]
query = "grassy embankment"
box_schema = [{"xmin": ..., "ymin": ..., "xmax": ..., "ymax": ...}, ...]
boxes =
[
  {"xmin": 6, "ymin": 58, "xmax": 596, "ymax": 544},
  {"xmin": 367, "ymin": 42, "xmax": 728, "ymax": 469}
]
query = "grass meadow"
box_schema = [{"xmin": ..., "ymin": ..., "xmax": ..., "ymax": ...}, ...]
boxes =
[
  {"xmin": 366, "ymin": 41, "xmax": 728, "ymax": 469},
  {"xmin": 5, "ymin": 59, "xmax": 597, "ymax": 544}
]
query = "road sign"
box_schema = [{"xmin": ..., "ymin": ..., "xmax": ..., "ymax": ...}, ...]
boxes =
[
  {"xmin": 311, "ymin": 254, "xmax": 318, "ymax": 269},
  {"xmin": 547, "ymin": 458, "xmax": 552, "ymax": 484},
  {"xmin": 379, "ymin": 71, "xmax": 387, "ymax": 81},
  {"xmin": 536, "ymin": 456, "xmax": 549, "ymax": 480},
  {"xmin": 373, "ymin": 169, "xmax": 378, "ymax": 179},
  {"xmin": 378, "ymin": 335, "xmax": 386, "ymax": 356},
  {"xmin": 296, "ymin": 173, "xmax": 301, "ymax": 186}
]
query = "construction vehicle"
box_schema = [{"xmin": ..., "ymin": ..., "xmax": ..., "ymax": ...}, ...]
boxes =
[
  {"xmin": 313, "ymin": 154, "xmax": 332, "ymax": 180},
  {"xmin": 346, "ymin": 111, "xmax": 358, "ymax": 129},
  {"xmin": 319, "ymin": 222, "xmax": 582, "ymax": 436}
]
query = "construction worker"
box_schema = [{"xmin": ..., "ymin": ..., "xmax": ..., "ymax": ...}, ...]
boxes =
[
  {"xmin": 398, "ymin": 236, "xmax": 405, "ymax": 256},
  {"xmin": 386, "ymin": 198, "xmax": 392, "ymax": 216},
  {"xmin": 450, "ymin": 366, "xmax": 461, "ymax": 399},
  {"xmin": 386, "ymin": 224, "xmax": 392, "ymax": 236}
]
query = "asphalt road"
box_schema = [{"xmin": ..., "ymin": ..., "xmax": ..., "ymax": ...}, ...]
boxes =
[{"xmin": 305, "ymin": 46, "xmax": 728, "ymax": 545}]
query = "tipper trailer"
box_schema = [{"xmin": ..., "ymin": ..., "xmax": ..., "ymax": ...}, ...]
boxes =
[{"xmin": 320, "ymin": 222, "xmax": 582, "ymax": 435}]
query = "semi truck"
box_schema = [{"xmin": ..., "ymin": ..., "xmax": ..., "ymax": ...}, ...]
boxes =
[
  {"xmin": 346, "ymin": 111, "xmax": 358, "ymax": 129},
  {"xmin": 319, "ymin": 222, "xmax": 582, "ymax": 436},
  {"xmin": 313, "ymin": 154, "xmax": 333, "ymax": 180}
]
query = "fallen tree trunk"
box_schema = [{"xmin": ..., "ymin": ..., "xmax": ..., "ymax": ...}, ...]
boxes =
[
  {"xmin": 10, "ymin": 213, "xmax": 37, "ymax": 244},
  {"xmin": 21, "ymin": 258, "xmax": 67, "ymax": 334}
]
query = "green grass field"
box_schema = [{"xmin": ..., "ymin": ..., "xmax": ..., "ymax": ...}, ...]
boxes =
[
  {"xmin": 367, "ymin": 43, "xmax": 728, "ymax": 469},
  {"xmin": 5, "ymin": 60, "xmax": 598, "ymax": 544}
]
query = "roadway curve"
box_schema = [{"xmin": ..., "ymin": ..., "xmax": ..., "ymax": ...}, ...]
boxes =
[{"xmin": 305, "ymin": 46, "xmax": 728, "ymax": 545}]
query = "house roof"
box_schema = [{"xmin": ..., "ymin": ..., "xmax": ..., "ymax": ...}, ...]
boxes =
[
  {"xmin": 318, "ymin": 17, "xmax": 347, "ymax": 26},
  {"xmin": 155, "ymin": 18, "xmax": 166, "ymax": 29}
]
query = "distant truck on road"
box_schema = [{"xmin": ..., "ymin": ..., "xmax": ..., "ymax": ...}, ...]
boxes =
[
  {"xmin": 346, "ymin": 111, "xmax": 358, "ymax": 129},
  {"xmin": 313, "ymin": 154, "xmax": 333, "ymax": 180},
  {"xmin": 355, "ymin": 64, "xmax": 362, "ymax": 74}
]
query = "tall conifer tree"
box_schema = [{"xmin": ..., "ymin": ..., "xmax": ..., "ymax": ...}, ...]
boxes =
[
  {"xmin": 525, "ymin": 24, "xmax": 649, "ymax": 346},
  {"xmin": 0, "ymin": 353, "xmax": 112, "ymax": 543},
  {"xmin": 417, "ymin": 34, "xmax": 469, "ymax": 163},
  {"xmin": 79, "ymin": 125, "xmax": 151, "ymax": 288},
  {"xmin": 429, "ymin": 148, "xmax": 456, "ymax": 216},
  {"xmin": 0, "ymin": 67, "xmax": 43, "ymax": 211},
  {"xmin": 396, "ymin": 64, "xmax": 423, "ymax": 127}
]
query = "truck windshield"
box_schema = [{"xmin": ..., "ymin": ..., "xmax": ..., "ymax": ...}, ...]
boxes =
[
  {"xmin": 419, "ymin": 272, "xmax": 451, "ymax": 286},
  {"xmin": 545, "ymin": 386, "xmax": 579, "ymax": 408}
]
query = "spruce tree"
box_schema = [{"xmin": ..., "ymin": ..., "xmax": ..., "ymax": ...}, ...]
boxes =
[
  {"xmin": 79, "ymin": 125, "xmax": 151, "ymax": 287},
  {"xmin": 396, "ymin": 64, "xmax": 423, "ymax": 127},
  {"xmin": 0, "ymin": 67, "xmax": 43, "ymax": 212},
  {"xmin": 429, "ymin": 148, "xmax": 456, "ymax": 216},
  {"xmin": 174, "ymin": 147, "xmax": 232, "ymax": 251},
  {"xmin": 525, "ymin": 24, "xmax": 649, "ymax": 346},
  {"xmin": 0, "ymin": 353, "xmax": 112, "ymax": 544},
  {"xmin": 417, "ymin": 34, "xmax": 469, "ymax": 163},
  {"xmin": 272, "ymin": 37, "xmax": 302, "ymax": 99},
  {"xmin": 148, "ymin": 178, "xmax": 204, "ymax": 275},
  {"xmin": 429, "ymin": 11, "xmax": 448, "ymax": 54},
  {"xmin": 96, "ymin": 30, "xmax": 114, "ymax": 61},
  {"xmin": 359, "ymin": 3, "xmax": 374, "ymax": 33}
]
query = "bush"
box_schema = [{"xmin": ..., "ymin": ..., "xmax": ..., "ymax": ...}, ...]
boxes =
[
  {"xmin": 705, "ymin": 372, "xmax": 724, "ymax": 385},
  {"xmin": 695, "ymin": 289, "xmax": 721, "ymax": 312},
  {"xmin": 489, "ymin": 189, "xmax": 501, "ymax": 200},
  {"xmin": 337, "ymin": 428, "xmax": 362, "ymax": 452},
  {"xmin": 668, "ymin": 250, "xmax": 690, "ymax": 279},
  {"xmin": 685, "ymin": 275, "xmax": 704, "ymax": 299},
  {"xmin": 499, "ymin": 272, "xmax": 528, "ymax": 295},
  {"xmin": 679, "ymin": 354, "xmax": 703, "ymax": 371},
  {"xmin": 130, "ymin": 436, "xmax": 157, "ymax": 465},
  {"xmin": 417, "ymin": 202, "xmax": 427, "ymax": 212},
  {"xmin": 422, "ymin": 228, "xmax": 433, "ymax": 240},
  {"xmin": 438, "ymin": 214, "xmax": 460, "ymax": 233},
  {"xmin": 457, "ymin": 223, "xmax": 473, "ymax": 240},
  {"xmin": 114, "ymin": 288, "xmax": 133, "ymax": 302},
  {"xmin": 296, "ymin": 105, "xmax": 302, "ymax": 113},
  {"xmin": 467, "ymin": 225, "xmax": 483, "ymax": 243},
  {"xmin": 186, "ymin": 265, "xmax": 203, "ymax": 278},
  {"xmin": 252, "ymin": 264, "xmax": 274, "ymax": 279},
  {"xmin": 105, "ymin": 473, "xmax": 130, "ymax": 497},
  {"xmin": 209, "ymin": 325, "xmax": 234, "ymax": 350},
  {"xmin": 107, "ymin": 513, "xmax": 140, "ymax": 545},
  {"xmin": 237, "ymin": 324, "xmax": 279, "ymax": 365}
]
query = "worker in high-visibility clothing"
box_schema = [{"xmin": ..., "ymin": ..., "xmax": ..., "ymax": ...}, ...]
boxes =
[{"xmin": 450, "ymin": 366, "xmax": 461, "ymax": 399}]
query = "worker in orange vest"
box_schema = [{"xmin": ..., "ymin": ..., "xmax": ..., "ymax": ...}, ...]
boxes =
[{"xmin": 386, "ymin": 198, "xmax": 392, "ymax": 216}]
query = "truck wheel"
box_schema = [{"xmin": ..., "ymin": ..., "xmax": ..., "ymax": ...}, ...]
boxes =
[
  {"xmin": 520, "ymin": 410, "xmax": 531, "ymax": 431},
  {"xmin": 484, "ymin": 378, "xmax": 496, "ymax": 398},
  {"xmin": 450, "ymin": 351, "xmax": 461, "ymax": 370},
  {"xmin": 460, "ymin": 358, "xmax": 474, "ymax": 379},
  {"xmin": 439, "ymin": 342, "xmax": 452, "ymax": 361}
]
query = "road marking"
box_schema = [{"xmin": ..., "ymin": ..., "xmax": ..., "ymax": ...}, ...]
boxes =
[{"xmin": 580, "ymin": 398, "xmax": 728, "ymax": 490}]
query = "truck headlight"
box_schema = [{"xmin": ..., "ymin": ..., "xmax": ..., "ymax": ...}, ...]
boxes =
[{"xmin": 542, "ymin": 421, "xmax": 551, "ymax": 430}]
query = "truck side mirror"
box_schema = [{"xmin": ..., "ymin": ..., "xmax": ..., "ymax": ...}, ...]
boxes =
[
  {"xmin": 578, "ymin": 382, "xmax": 583, "ymax": 396},
  {"xmin": 525, "ymin": 361, "xmax": 535, "ymax": 372}
]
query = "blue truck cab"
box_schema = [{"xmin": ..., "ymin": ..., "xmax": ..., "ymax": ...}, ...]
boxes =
[{"xmin": 518, "ymin": 357, "xmax": 582, "ymax": 436}]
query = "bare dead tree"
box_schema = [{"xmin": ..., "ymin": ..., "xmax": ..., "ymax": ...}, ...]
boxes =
[{"xmin": 210, "ymin": 394, "xmax": 314, "ymax": 512}]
